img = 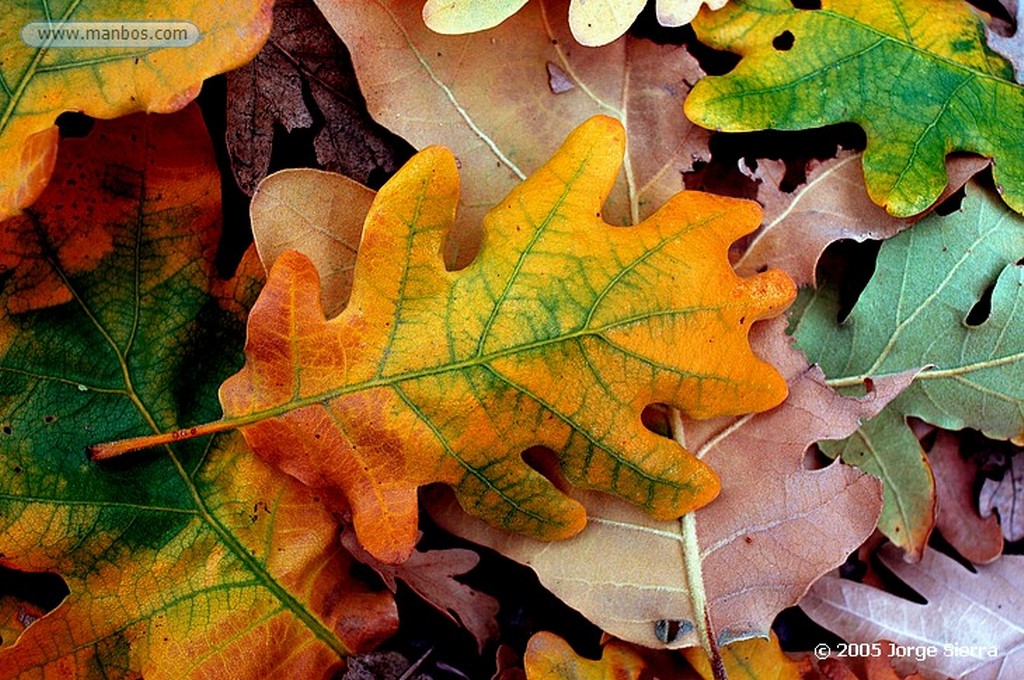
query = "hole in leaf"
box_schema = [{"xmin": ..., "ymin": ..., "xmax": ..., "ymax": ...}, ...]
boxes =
[
  {"xmin": 965, "ymin": 280, "xmax": 995, "ymax": 326},
  {"xmin": 934, "ymin": 185, "xmax": 968, "ymax": 215},
  {"xmin": 772, "ymin": 31, "xmax": 796, "ymax": 51},
  {"xmin": 641, "ymin": 404, "xmax": 672, "ymax": 439},
  {"xmin": 790, "ymin": 0, "xmax": 821, "ymax": 8},
  {"xmin": 55, "ymin": 112, "xmax": 94, "ymax": 138},
  {"xmin": 802, "ymin": 444, "xmax": 833, "ymax": 470},
  {"xmin": 0, "ymin": 566, "xmax": 70, "ymax": 615}
]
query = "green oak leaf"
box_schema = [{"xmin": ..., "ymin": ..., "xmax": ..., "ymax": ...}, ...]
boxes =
[
  {"xmin": 685, "ymin": 0, "xmax": 1024, "ymax": 217},
  {"xmin": 789, "ymin": 183, "xmax": 1024, "ymax": 557},
  {"xmin": 0, "ymin": 106, "xmax": 395, "ymax": 678}
]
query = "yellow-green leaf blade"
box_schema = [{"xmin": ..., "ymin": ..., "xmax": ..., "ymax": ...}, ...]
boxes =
[
  {"xmin": 686, "ymin": 0, "xmax": 1024, "ymax": 216},
  {"xmin": 220, "ymin": 115, "xmax": 796, "ymax": 564}
]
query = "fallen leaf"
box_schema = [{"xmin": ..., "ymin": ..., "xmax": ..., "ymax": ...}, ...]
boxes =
[
  {"xmin": 986, "ymin": 0, "xmax": 1024, "ymax": 85},
  {"xmin": 341, "ymin": 651, "xmax": 432, "ymax": 680},
  {"xmin": 735, "ymin": 152, "xmax": 989, "ymax": 286},
  {"xmin": 0, "ymin": 0, "xmax": 273, "ymax": 220},
  {"xmin": 0, "ymin": 108, "xmax": 396, "ymax": 678},
  {"xmin": 494, "ymin": 643, "xmax": 529, "ymax": 680},
  {"xmin": 684, "ymin": 632, "xmax": 812, "ymax": 680},
  {"xmin": 225, "ymin": 0, "xmax": 408, "ymax": 195},
  {"xmin": 94, "ymin": 116, "xmax": 794, "ymax": 565},
  {"xmin": 801, "ymin": 544, "xmax": 1024, "ymax": 679},
  {"xmin": 930, "ymin": 431, "xmax": 1003, "ymax": 564},
  {"xmin": 250, "ymin": 168, "xmax": 375, "ymax": 318},
  {"xmin": 0, "ymin": 599, "xmax": 44, "ymax": 650},
  {"xmin": 340, "ymin": 529, "xmax": 500, "ymax": 654},
  {"xmin": 685, "ymin": 0, "xmax": 1024, "ymax": 216},
  {"xmin": 524, "ymin": 631, "xmax": 648, "ymax": 679},
  {"xmin": 318, "ymin": 0, "xmax": 710, "ymax": 263},
  {"xmin": 790, "ymin": 182, "xmax": 1024, "ymax": 558},
  {"xmin": 429, "ymin": 317, "xmax": 911, "ymax": 650},
  {"xmin": 423, "ymin": 0, "xmax": 730, "ymax": 44},
  {"xmin": 980, "ymin": 452, "xmax": 1024, "ymax": 542}
]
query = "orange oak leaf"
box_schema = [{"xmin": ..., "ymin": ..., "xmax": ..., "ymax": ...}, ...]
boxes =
[
  {"xmin": 0, "ymin": 108, "xmax": 396, "ymax": 677},
  {"xmin": 0, "ymin": 0, "xmax": 273, "ymax": 220},
  {"xmin": 684, "ymin": 632, "xmax": 812, "ymax": 680},
  {"xmin": 93, "ymin": 116, "xmax": 795, "ymax": 565},
  {"xmin": 524, "ymin": 632, "xmax": 648, "ymax": 680}
]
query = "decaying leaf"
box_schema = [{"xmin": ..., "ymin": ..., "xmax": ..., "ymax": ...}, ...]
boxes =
[
  {"xmin": 250, "ymin": 168, "xmax": 375, "ymax": 318},
  {"xmin": 430, "ymin": 317, "xmax": 912, "ymax": 650},
  {"xmin": 686, "ymin": 0, "xmax": 1024, "ymax": 216},
  {"xmin": 986, "ymin": 0, "xmax": 1024, "ymax": 85},
  {"xmin": 0, "ymin": 0, "xmax": 273, "ymax": 220},
  {"xmin": 524, "ymin": 631, "xmax": 648, "ymax": 679},
  {"xmin": 980, "ymin": 453, "xmax": 1024, "ymax": 542},
  {"xmin": 791, "ymin": 183, "xmax": 1024, "ymax": 558},
  {"xmin": 930, "ymin": 431, "xmax": 1003, "ymax": 564},
  {"xmin": 735, "ymin": 152, "xmax": 989, "ymax": 286},
  {"xmin": 801, "ymin": 544, "xmax": 1024, "ymax": 679},
  {"xmin": 317, "ymin": 0, "xmax": 710, "ymax": 263},
  {"xmin": 0, "ymin": 108, "xmax": 396, "ymax": 678},
  {"xmin": 226, "ymin": 0, "xmax": 408, "ymax": 195},
  {"xmin": 93, "ymin": 116, "xmax": 795, "ymax": 566},
  {"xmin": 340, "ymin": 529, "xmax": 499, "ymax": 654},
  {"xmin": 684, "ymin": 632, "xmax": 812, "ymax": 680}
]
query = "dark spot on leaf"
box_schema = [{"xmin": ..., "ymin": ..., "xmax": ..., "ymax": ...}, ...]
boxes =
[
  {"xmin": 772, "ymin": 31, "xmax": 795, "ymax": 51},
  {"xmin": 2, "ymin": 426, "xmax": 11, "ymax": 435},
  {"xmin": 43, "ymin": 415, "xmax": 56, "ymax": 424},
  {"xmin": 744, "ymin": 535, "xmax": 753, "ymax": 543}
]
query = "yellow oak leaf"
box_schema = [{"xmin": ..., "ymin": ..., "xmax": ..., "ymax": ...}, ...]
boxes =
[
  {"xmin": 524, "ymin": 631, "xmax": 649, "ymax": 679},
  {"xmin": 93, "ymin": 116, "xmax": 795, "ymax": 564},
  {"xmin": 0, "ymin": 0, "xmax": 273, "ymax": 220}
]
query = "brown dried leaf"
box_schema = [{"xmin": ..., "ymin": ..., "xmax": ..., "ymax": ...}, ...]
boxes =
[
  {"xmin": 980, "ymin": 453, "xmax": 1024, "ymax": 542},
  {"xmin": 929, "ymin": 431, "xmax": 1003, "ymax": 563},
  {"xmin": 315, "ymin": 0, "xmax": 710, "ymax": 264},
  {"xmin": 429, "ymin": 318, "xmax": 913, "ymax": 649},
  {"xmin": 226, "ymin": 0, "xmax": 408, "ymax": 195},
  {"xmin": 735, "ymin": 152, "xmax": 989, "ymax": 286},
  {"xmin": 341, "ymin": 530, "xmax": 499, "ymax": 654},
  {"xmin": 987, "ymin": 0, "xmax": 1024, "ymax": 85}
]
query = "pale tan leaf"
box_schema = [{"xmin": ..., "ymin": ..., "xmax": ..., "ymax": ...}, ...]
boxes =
[
  {"xmin": 429, "ymin": 317, "xmax": 913, "ymax": 649},
  {"xmin": 657, "ymin": 0, "xmax": 729, "ymax": 27},
  {"xmin": 315, "ymin": 0, "xmax": 709, "ymax": 264},
  {"xmin": 980, "ymin": 453, "xmax": 1024, "ymax": 542}
]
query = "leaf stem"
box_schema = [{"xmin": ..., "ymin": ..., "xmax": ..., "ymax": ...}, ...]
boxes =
[
  {"xmin": 88, "ymin": 419, "xmax": 235, "ymax": 460},
  {"xmin": 671, "ymin": 409, "xmax": 727, "ymax": 680}
]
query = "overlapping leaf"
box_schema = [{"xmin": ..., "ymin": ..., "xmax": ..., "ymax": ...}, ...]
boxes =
[
  {"xmin": 801, "ymin": 545, "xmax": 1024, "ymax": 679},
  {"xmin": 0, "ymin": 107, "xmax": 395, "ymax": 678},
  {"xmin": 146, "ymin": 115, "xmax": 797, "ymax": 566},
  {"xmin": 225, "ymin": 0, "xmax": 408, "ymax": 195},
  {"xmin": 421, "ymin": 0, "xmax": 730, "ymax": 45},
  {"xmin": 430, "ymin": 318, "xmax": 910, "ymax": 650},
  {"xmin": 684, "ymin": 632, "xmax": 811, "ymax": 680},
  {"xmin": 317, "ymin": 0, "xmax": 710, "ymax": 263},
  {"xmin": 790, "ymin": 183, "xmax": 1024, "ymax": 557},
  {"xmin": 987, "ymin": 0, "xmax": 1024, "ymax": 84},
  {"xmin": 0, "ymin": 0, "xmax": 273, "ymax": 220},
  {"xmin": 686, "ymin": 0, "xmax": 1024, "ymax": 216},
  {"xmin": 523, "ymin": 632, "xmax": 648, "ymax": 679}
]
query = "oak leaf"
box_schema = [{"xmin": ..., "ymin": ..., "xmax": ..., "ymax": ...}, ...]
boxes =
[
  {"xmin": 340, "ymin": 529, "xmax": 500, "ymax": 654},
  {"xmin": 429, "ymin": 317, "xmax": 911, "ymax": 651},
  {"xmin": 801, "ymin": 545, "xmax": 1024, "ymax": 679},
  {"xmin": 685, "ymin": 0, "xmax": 1024, "ymax": 216},
  {"xmin": 422, "ymin": 0, "xmax": 730, "ymax": 45},
  {"xmin": 523, "ymin": 632, "xmax": 648, "ymax": 679},
  {"xmin": 225, "ymin": 0, "xmax": 409, "ymax": 195},
  {"xmin": 317, "ymin": 0, "xmax": 710, "ymax": 263},
  {"xmin": 790, "ymin": 183, "xmax": 1024, "ymax": 558},
  {"xmin": 684, "ymin": 632, "xmax": 812, "ymax": 680},
  {"xmin": 0, "ymin": 108, "xmax": 395, "ymax": 678},
  {"xmin": 94, "ymin": 116, "xmax": 794, "ymax": 565},
  {"xmin": 736, "ymin": 152, "xmax": 989, "ymax": 286},
  {"xmin": 980, "ymin": 451, "xmax": 1024, "ymax": 542},
  {"xmin": 986, "ymin": 0, "xmax": 1024, "ymax": 85},
  {"xmin": 930, "ymin": 431, "xmax": 1003, "ymax": 564},
  {"xmin": 0, "ymin": 0, "xmax": 273, "ymax": 220}
]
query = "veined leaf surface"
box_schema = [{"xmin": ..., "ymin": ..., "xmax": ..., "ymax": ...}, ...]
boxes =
[
  {"xmin": 790, "ymin": 183, "xmax": 1024, "ymax": 557},
  {"xmin": 212, "ymin": 115, "xmax": 796, "ymax": 564},
  {"xmin": 0, "ymin": 107, "xmax": 394, "ymax": 678},
  {"xmin": 0, "ymin": 0, "xmax": 273, "ymax": 220},
  {"xmin": 686, "ymin": 0, "xmax": 1024, "ymax": 216}
]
